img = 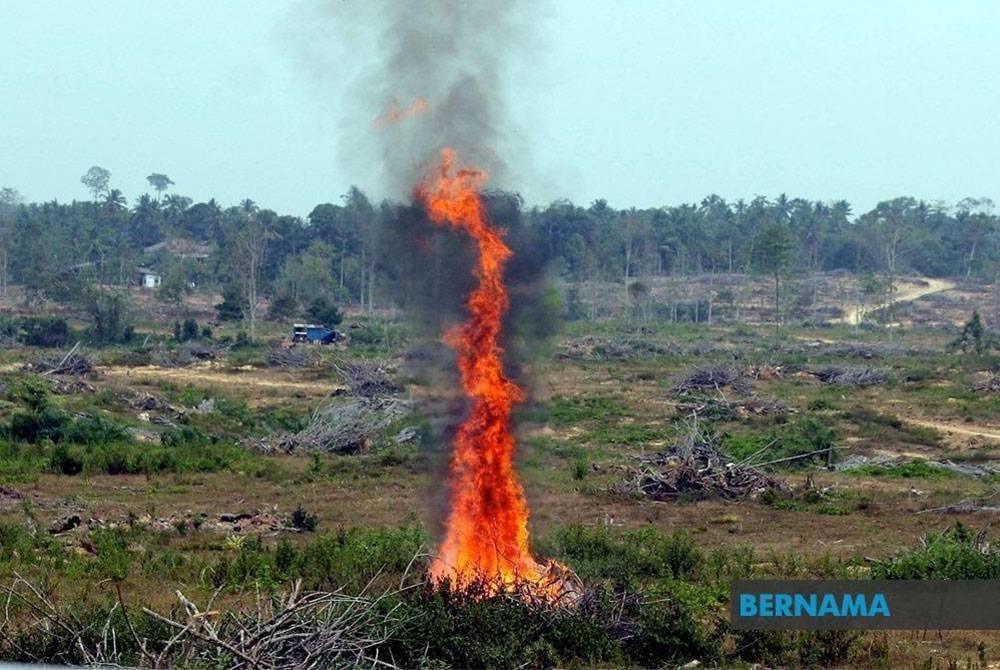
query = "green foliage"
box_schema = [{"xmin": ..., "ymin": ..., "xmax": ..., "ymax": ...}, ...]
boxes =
[
  {"xmin": 19, "ymin": 317, "xmax": 72, "ymax": 347},
  {"xmin": 563, "ymin": 285, "xmax": 587, "ymax": 320},
  {"xmin": 750, "ymin": 223, "xmax": 794, "ymax": 278},
  {"xmin": 215, "ymin": 283, "xmax": 244, "ymax": 321},
  {"xmin": 173, "ymin": 318, "xmax": 200, "ymax": 342},
  {"xmin": 547, "ymin": 525, "xmax": 702, "ymax": 586},
  {"xmin": 92, "ymin": 527, "xmax": 135, "ymax": 582},
  {"xmin": 873, "ymin": 523, "xmax": 1000, "ymax": 579},
  {"xmin": 306, "ymin": 297, "xmax": 343, "ymax": 327},
  {"xmin": 390, "ymin": 585, "xmax": 625, "ymax": 669},
  {"xmin": 722, "ymin": 416, "xmax": 837, "ymax": 468},
  {"xmin": 0, "ymin": 386, "xmax": 252, "ymax": 476},
  {"xmin": 950, "ymin": 310, "xmax": 991, "ymax": 354},
  {"xmin": 210, "ymin": 526, "xmax": 428, "ymax": 591},
  {"xmin": 548, "ymin": 395, "xmax": 626, "ymax": 424},
  {"xmin": 841, "ymin": 407, "xmax": 942, "ymax": 446},
  {"xmin": 88, "ymin": 290, "xmax": 133, "ymax": 345},
  {"xmin": 845, "ymin": 460, "xmax": 955, "ymax": 479}
]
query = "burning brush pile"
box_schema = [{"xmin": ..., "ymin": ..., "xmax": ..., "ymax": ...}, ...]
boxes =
[
  {"xmin": 613, "ymin": 426, "xmax": 789, "ymax": 501},
  {"xmin": 416, "ymin": 150, "xmax": 583, "ymax": 604}
]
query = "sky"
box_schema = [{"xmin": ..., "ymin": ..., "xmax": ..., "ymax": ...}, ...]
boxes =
[{"xmin": 1, "ymin": 0, "xmax": 999, "ymax": 218}]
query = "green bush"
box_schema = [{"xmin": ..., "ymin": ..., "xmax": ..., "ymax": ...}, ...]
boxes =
[
  {"xmin": 873, "ymin": 523, "xmax": 1000, "ymax": 579},
  {"xmin": 389, "ymin": 584, "xmax": 622, "ymax": 669},
  {"xmin": 549, "ymin": 525, "xmax": 702, "ymax": 586},
  {"xmin": 20, "ymin": 317, "xmax": 72, "ymax": 347}
]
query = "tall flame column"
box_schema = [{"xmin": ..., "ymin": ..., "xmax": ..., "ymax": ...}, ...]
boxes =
[{"xmin": 417, "ymin": 148, "xmax": 548, "ymax": 590}]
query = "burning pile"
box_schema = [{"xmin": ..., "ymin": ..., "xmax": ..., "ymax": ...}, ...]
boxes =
[{"xmin": 417, "ymin": 149, "xmax": 580, "ymax": 603}]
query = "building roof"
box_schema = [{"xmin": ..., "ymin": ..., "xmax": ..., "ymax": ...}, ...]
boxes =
[
  {"xmin": 143, "ymin": 238, "xmax": 212, "ymax": 258},
  {"xmin": 136, "ymin": 267, "xmax": 163, "ymax": 277}
]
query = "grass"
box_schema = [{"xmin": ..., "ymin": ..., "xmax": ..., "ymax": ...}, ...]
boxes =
[
  {"xmin": 844, "ymin": 460, "xmax": 957, "ymax": 479},
  {"xmin": 0, "ymin": 315, "xmax": 997, "ymax": 666},
  {"xmin": 547, "ymin": 395, "xmax": 627, "ymax": 424}
]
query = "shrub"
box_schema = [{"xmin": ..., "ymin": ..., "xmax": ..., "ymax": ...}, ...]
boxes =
[
  {"xmin": 63, "ymin": 414, "xmax": 127, "ymax": 445},
  {"xmin": 306, "ymin": 297, "xmax": 343, "ymax": 328},
  {"xmin": 873, "ymin": 523, "xmax": 1000, "ymax": 579},
  {"xmin": 20, "ymin": 317, "xmax": 72, "ymax": 347},
  {"xmin": 49, "ymin": 443, "xmax": 84, "ymax": 475},
  {"xmin": 291, "ymin": 505, "xmax": 318, "ymax": 532}
]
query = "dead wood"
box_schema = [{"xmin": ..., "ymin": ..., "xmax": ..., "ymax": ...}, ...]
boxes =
[
  {"xmin": 268, "ymin": 345, "xmax": 318, "ymax": 368},
  {"xmin": 262, "ymin": 398, "xmax": 411, "ymax": 455},
  {"xmin": 611, "ymin": 424, "xmax": 789, "ymax": 501},
  {"xmin": 24, "ymin": 343, "xmax": 94, "ymax": 376},
  {"xmin": 330, "ymin": 359, "xmax": 402, "ymax": 397},
  {"xmin": 811, "ymin": 365, "xmax": 889, "ymax": 387},
  {"xmin": 672, "ymin": 365, "xmax": 751, "ymax": 397}
]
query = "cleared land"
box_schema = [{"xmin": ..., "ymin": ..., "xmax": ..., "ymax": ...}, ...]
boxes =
[{"xmin": 0, "ymin": 275, "xmax": 998, "ymax": 667}]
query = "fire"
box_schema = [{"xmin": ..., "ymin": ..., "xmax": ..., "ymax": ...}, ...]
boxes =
[
  {"xmin": 417, "ymin": 148, "xmax": 580, "ymax": 602},
  {"xmin": 372, "ymin": 98, "xmax": 430, "ymax": 129}
]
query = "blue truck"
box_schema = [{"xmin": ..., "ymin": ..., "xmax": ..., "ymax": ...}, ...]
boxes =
[{"xmin": 292, "ymin": 323, "xmax": 340, "ymax": 344}]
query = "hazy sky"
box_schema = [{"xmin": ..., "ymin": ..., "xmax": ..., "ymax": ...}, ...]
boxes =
[{"xmin": 2, "ymin": 1, "xmax": 998, "ymax": 217}]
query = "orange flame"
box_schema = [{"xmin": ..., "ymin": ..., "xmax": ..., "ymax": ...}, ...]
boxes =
[
  {"xmin": 417, "ymin": 148, "xmax": 578, "ymax": 601},
  {"xmin": 372, "ymin": 98, "xmax": 430, "ymax": 129}
]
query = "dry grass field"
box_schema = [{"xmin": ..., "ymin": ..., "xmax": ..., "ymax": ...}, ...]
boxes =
[{"xmin": 0, "ymin": 275, "xmax": 998, "ymax": 667}]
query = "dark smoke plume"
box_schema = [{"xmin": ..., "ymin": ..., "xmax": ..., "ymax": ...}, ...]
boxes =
[{"xmin": 310, "ymin": 0, "xmax": 543, "ymax": 200}]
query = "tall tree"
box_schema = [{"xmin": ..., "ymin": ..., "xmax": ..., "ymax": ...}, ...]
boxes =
[
  {"xmin": 750, "ymin": 223, "xmax": 794, "ymax": 326},
  {"xmin": 227, "ymin": 210, "xmax": 271, "ymax": 343},
  {"xmin": 80, "ymin": 166, "xmax": 111, "ymax": 200},
  {"xmin": 146, "ymin": 173, "xmax": 175, "ymax": 200}
]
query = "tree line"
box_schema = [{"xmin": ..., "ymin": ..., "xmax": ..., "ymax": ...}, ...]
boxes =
[{"xmin": 0, "ymin": 167, "xmax": 997, "ymax": 338}]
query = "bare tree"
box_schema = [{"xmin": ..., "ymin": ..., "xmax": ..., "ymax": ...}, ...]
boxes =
[{"xmin": 230, "ymin": 214, "xmax": 271, "ymax": 343}]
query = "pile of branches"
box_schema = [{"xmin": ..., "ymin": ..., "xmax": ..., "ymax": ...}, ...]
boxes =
[
  {"xmin": 672, "ymin": 365, "xmax": 751, "ymax": 397},
  {"xmin": 972, "ymin": 374, "xmax": 1000, "ymax": 393},
  {"xmin": 152, "ymin": 342, "xmax": 225, "ymax": 368},
  {"xmin": 611, "ymin": 426, "xmax": 788, "ymax": 501},
  {"xmin": 24, "ymin": 344, "xmax": 93, "ymax": 376},
  {"xmin": 268, "ymin": 345, "xmax": 318, "ymax": 368},
  {"xmin": 0, "ymin": 573, "xmax": 407, "ymax": 669},
  {"xmin": 331, "ymin": 359, "xmax": 402, "ymax": 397},
  {"xmin": 267, "ymin": 398, "xmax": 410, "ymax": 454},
  {"xmin": 556, "ymin": 336, "xmax": 677, "ymax": 361},
  {"xmin": 811, "ymin": 366, "xmax": 889, "ymax": 387}
]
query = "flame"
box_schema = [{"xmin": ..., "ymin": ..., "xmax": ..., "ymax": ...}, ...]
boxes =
[
  {"xmin": 372, "ymin": 98, "xmax": 430, "ymax": 129},
  {"xmin": 417, "ymin": 148, "xmax": 580, "ymax": 602}
]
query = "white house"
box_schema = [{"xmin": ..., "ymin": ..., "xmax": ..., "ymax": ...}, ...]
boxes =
[{"xmin": 137, "ymin": 267, "xmax": 163, "ymax": 288}]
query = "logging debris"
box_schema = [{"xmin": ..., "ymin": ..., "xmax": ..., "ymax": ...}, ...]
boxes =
[
  {"xmin": 261, "ymin": 398, "xmax": 411, "ymax": 455},
  {"xmin": 24, "ymin": 343, "xmax": 94, "ymax": 376},
  {"xmin": 267, "ymin": 345, "xmax": 318, "ymax": 368},
  {"xmin": 673, "ymin": 366, "xmax": 751, "ymax": 397},
  {"xmin": 611, "ymin": 428, "xmax": 788, "ymax": 501},
  {"xmin": 972, "ymin": 374, "xmax": 1000, "ymax": 393},
  {"xmin": 811, "ymin": 366, "xmax": 889, "ymax": 387},
  {"xmin": 330, "ymin": 359, "xmax": 402, "ymax": 397}
]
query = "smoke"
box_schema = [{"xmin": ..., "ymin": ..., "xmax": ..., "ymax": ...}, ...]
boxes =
[
  {"xmin": 286, "ymin": 0, "xmax": 542, "ymax": 200},
  {"xmin": 283, "ymin": 0, "xmax": 557, "ymax": 540}
]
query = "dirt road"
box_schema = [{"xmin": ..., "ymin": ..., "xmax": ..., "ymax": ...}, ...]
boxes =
[
  {"xmin": 834, "ymin": 277, "xmax": 955, "ymax": 325},
  {"xmin": 907, "ymin": 417, "xmax": 1000, "ymax": 442}
]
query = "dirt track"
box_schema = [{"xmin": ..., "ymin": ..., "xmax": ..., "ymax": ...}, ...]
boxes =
[
  {"xmin": 835, "ymin": 277, "xmax": 955, "ymax": 325},
  {"xmin": 102, "ymin": 364, "xmax": 340, "ymax": 397},
  {"xmin": 907, "ymin": 417, "xmax": 1000, "ymax": 442}
]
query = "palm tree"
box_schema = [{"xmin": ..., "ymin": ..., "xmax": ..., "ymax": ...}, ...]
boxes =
[
  {"xmin": 103, "ymin": 189, "xmax": 127, "ymax": 213},
  {"xmin": 240, "ymin": 199, "xmax": 258, "ymax": 216}
]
